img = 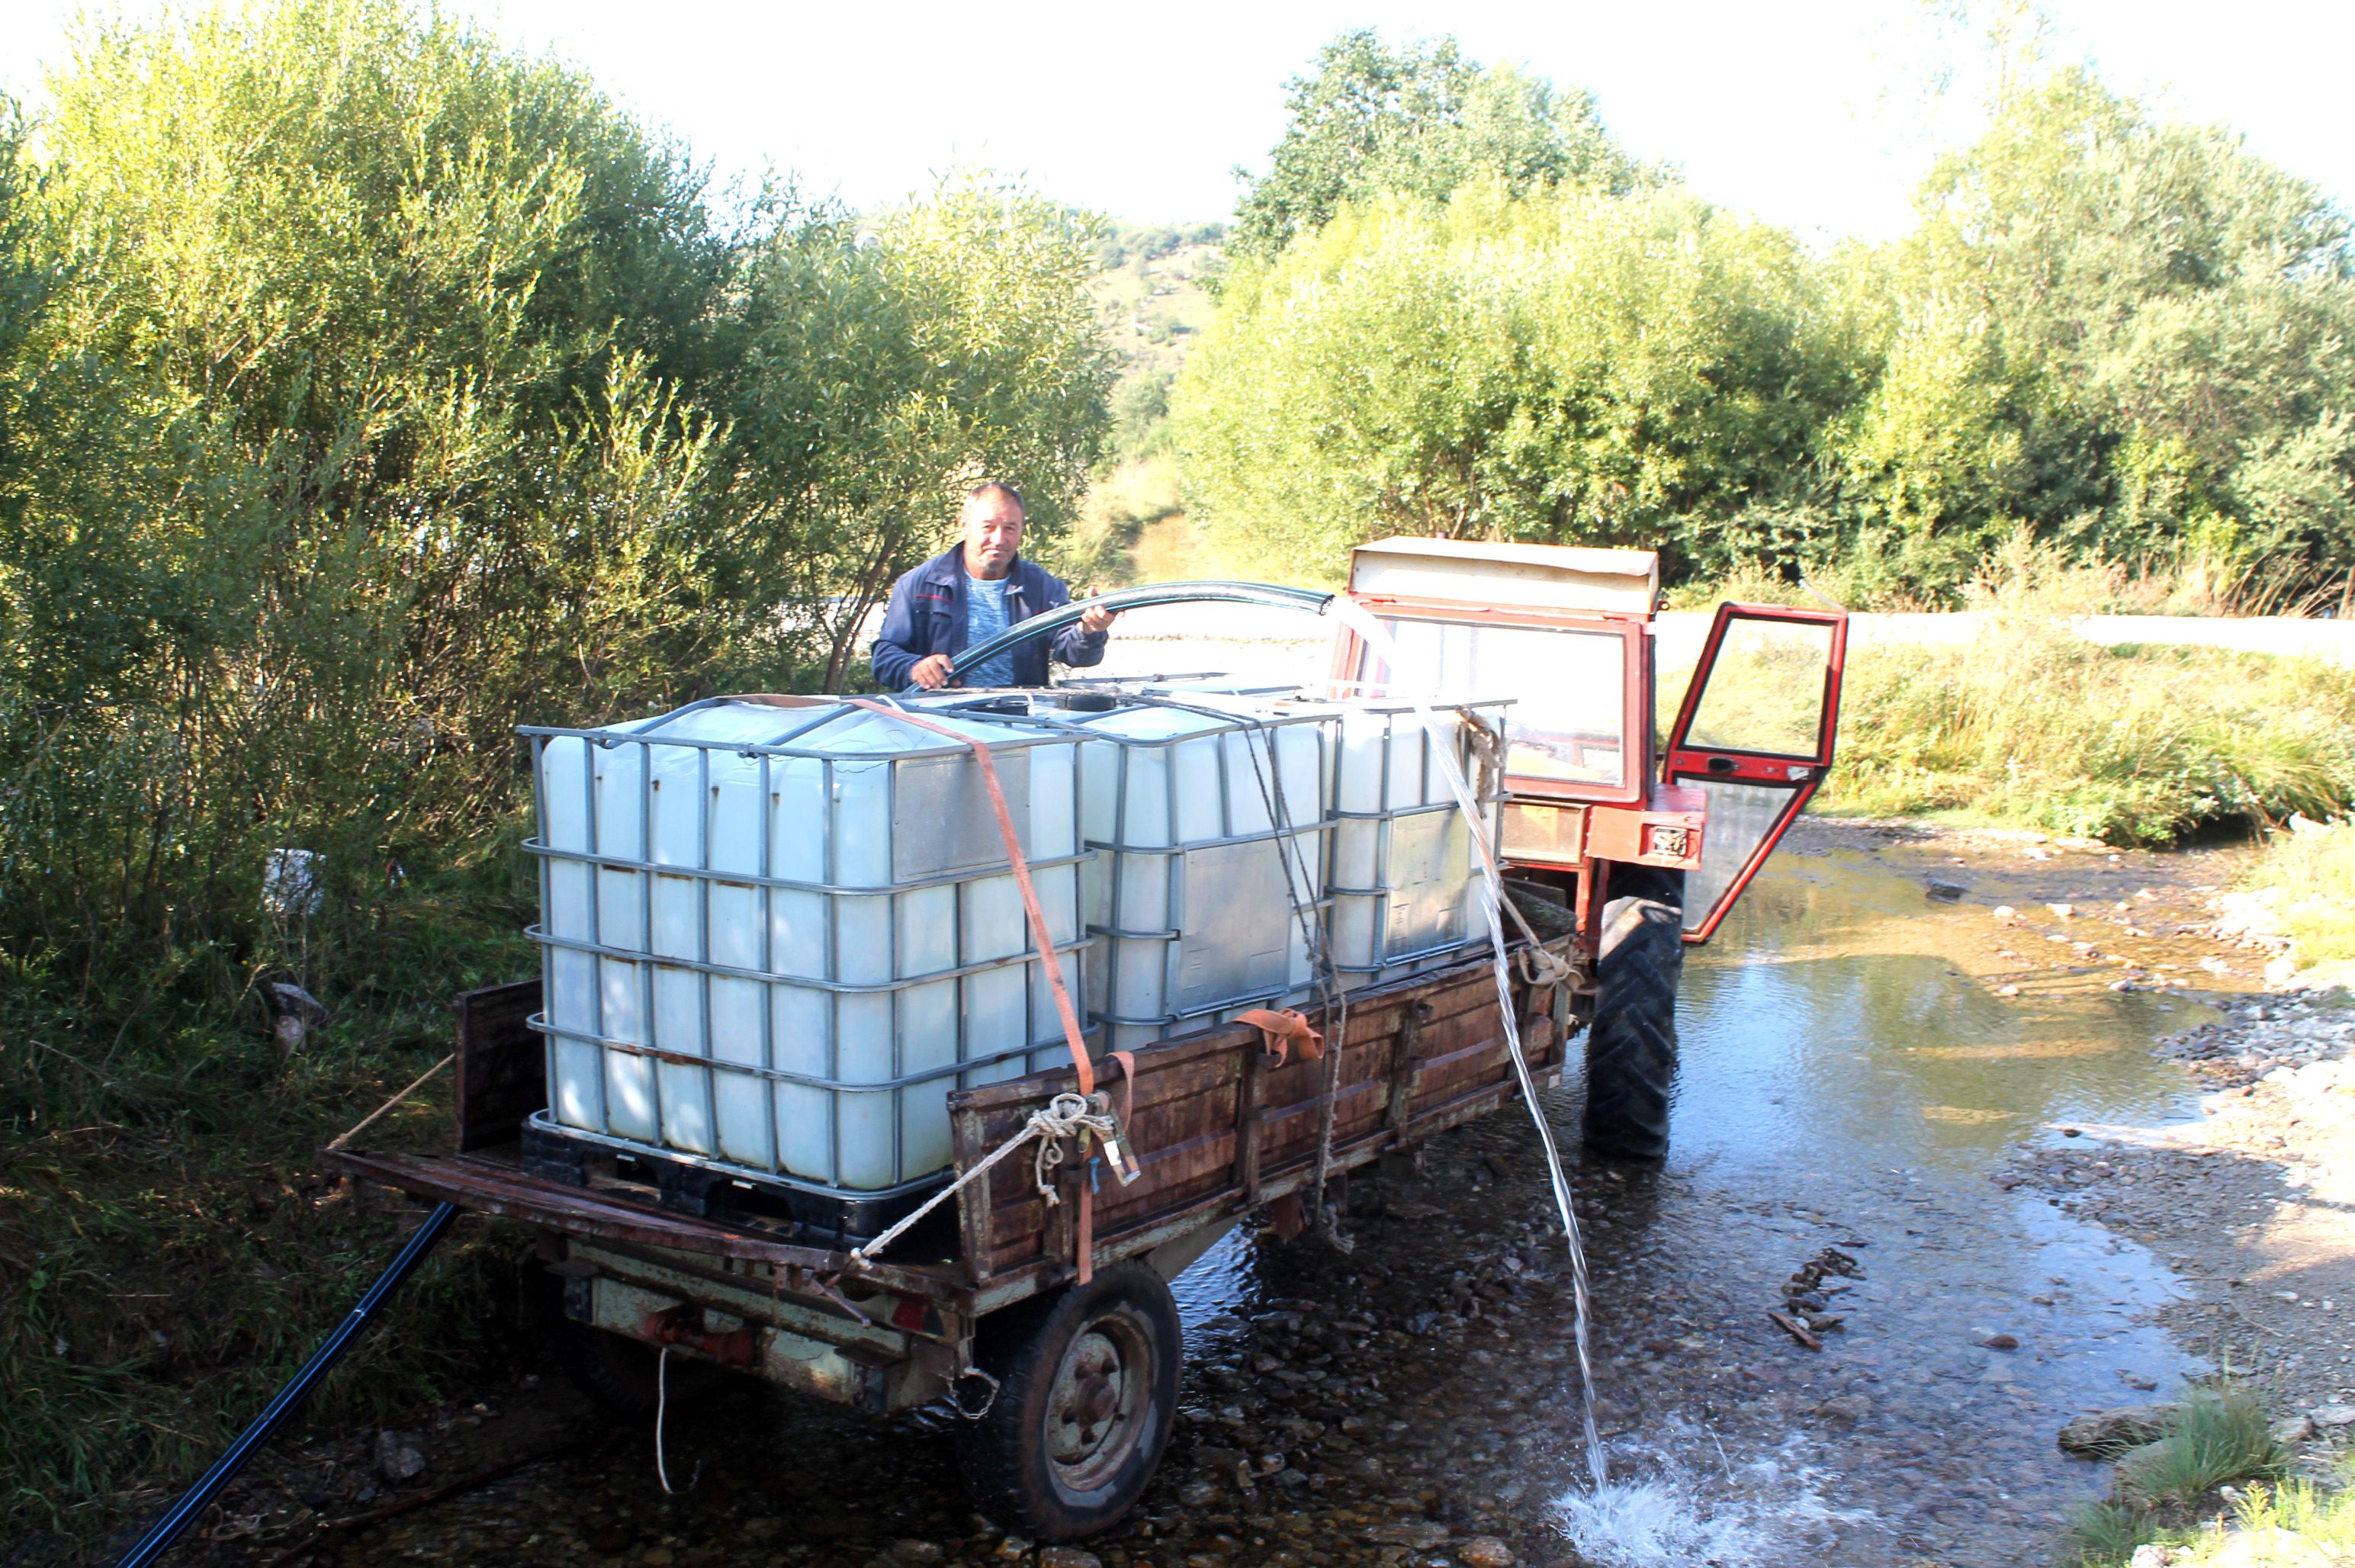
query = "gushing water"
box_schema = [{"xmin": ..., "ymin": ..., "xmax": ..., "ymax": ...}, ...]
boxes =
[
  {"xmin": 1322, "ymin": 596, "xmax": 1610, "ymax": 1490},
  {"xmin": 1554, "ymin": 1431, "xmax": 1878, "ymax": 1568}
]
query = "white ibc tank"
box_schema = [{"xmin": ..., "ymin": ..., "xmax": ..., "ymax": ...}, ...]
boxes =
[
  {"xmin": 1327, "ymin": 699, "xmax": 1512, "ymax": 987},
  {"xmin": 528, "ymin": 697, "xmax": 1088, "ymax": 1197},
  {"xmin": 1055, "ymin": 695, "xmax": 1335, "ymax": 1051}
]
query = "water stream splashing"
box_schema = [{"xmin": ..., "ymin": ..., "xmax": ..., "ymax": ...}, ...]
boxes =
[{"xmin": 1322, "ymin": 596, "xmax": 1609, "ymax": 1489}]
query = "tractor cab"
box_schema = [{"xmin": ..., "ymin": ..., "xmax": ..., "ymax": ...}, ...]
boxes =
[{"xmin": 1332, "ymin": 536, "xmax": 1847, "ymax": 945}]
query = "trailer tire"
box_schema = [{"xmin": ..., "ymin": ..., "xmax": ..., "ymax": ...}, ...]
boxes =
[
  {"xmin": 958, "ymin": 1261, "xmax": 1181, "ymax": 1541},
  {"xmin": 1582, "ymin": 865, "xmax": 1684, "ymax": 1160}
]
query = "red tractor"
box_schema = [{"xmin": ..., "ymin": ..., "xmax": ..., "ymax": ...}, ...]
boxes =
[{"xmin": 1332, "ymin": 537, "xmax": 1849, "ymax": 1157}]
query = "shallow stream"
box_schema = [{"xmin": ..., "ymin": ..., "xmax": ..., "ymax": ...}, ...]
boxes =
[{"xmin": 317, "ymin": 837, "xmax": 2223, "ymax": 1568}]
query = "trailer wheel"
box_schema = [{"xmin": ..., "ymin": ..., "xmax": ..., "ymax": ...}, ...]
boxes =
[
  {"xmin": 1582, "ymin": 865, "xmax": 1684, "ymax": 1160},
  {"xmin": 958, "ymin": 1261, "xmax": 1181, "ymax": 1541}
]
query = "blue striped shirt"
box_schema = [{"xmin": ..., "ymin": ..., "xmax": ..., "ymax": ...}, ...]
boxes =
[{"xmin": 962, "ymin": 571, "xmax": 1018, "ymax": 687}]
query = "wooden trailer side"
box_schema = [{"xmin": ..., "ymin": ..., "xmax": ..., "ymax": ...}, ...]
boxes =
[{"xmin": 950, "ymin": 944, "xmax": 1569, "ymax": 1300}]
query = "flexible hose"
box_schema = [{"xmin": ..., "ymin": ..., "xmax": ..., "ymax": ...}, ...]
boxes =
[
  {"xmin": 114, "ymin": 1200, "xmax": 462, "ymax": 1568},
  {"xmin": 912, "ymin": 579, "xmax": 1335, "ymax": 692}
]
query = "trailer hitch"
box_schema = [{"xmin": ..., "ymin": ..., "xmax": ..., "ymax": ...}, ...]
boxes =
[{"xmin": 642, "ymin": 1303, "xmax": 760, "ymax": 1368}]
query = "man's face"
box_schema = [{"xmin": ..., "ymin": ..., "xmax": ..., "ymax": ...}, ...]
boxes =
[{"xmin": 962, "ymin": 493, "xmax": 1024, "ymax": 579}]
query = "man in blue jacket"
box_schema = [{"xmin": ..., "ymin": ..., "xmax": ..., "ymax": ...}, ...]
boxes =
[{"xmin": 871, "ymin": 481, "xmax": 1119, "ymax": 689}]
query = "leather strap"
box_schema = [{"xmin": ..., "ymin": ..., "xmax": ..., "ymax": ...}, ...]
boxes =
[
  {"xmin": 1237, "ymin": 1007, "xmax": 1323, "ymax": 1068},
  {"xmin": 843, "ymin": 700, "xmax": 1093, "ymax": 1097}
]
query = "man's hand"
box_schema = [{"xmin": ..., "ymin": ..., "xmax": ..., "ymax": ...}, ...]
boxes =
[
  {"xmin": 1078, "ymin": 602, "xmax": 1120, "ymax": 635},
  {"xmin": 910, "ymin": 654, "xmax": 955, "ymax": 689}
]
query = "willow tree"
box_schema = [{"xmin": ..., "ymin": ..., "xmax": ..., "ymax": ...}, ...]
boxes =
[{"xmin": 1176, "ymin": 182, "xmax": 1878, "ymax": 582}]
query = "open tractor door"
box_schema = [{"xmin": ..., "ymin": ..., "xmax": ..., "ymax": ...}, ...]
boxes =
[{"xmin": 1335, "ymin": 539, "xmax": 1847, "ymax": 1158}]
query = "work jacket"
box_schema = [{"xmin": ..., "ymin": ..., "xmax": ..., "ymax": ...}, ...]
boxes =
[{"xmin": 869, "ymin": 547, "xmax": 1107, "ymax": 689}]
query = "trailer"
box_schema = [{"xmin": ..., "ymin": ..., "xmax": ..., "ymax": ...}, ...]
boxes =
[{"xmin": 319, "ymin": 538, "xmax": 1848, "ymax": 1542}]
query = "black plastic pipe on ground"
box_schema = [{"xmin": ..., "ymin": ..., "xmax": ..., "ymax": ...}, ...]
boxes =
[
  {"xmin": 911, "ymin": 579, "xmax": 1335, "ymax": 693},
  {"xmin": 114, "ymin": 1200, "xmax": 463, "ymax": 1568}
]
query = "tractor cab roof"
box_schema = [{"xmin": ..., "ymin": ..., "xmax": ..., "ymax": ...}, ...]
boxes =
[{"xmin": 1348, "ymin": 537, "xmax": 1659, "ymax": 619}]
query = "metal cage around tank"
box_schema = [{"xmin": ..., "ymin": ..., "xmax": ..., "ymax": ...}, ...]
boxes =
[
  {"xmin": 1325, "ymin": 696, "xmax": 1513, "ymax": 987},
  {"xmin": 521, "ymin": 696, "xmax": 1094, "ymax": 1203}
]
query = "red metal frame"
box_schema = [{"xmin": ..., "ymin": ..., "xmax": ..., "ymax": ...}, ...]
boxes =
[{"xmin": 1660, "ymin": 602, "xmax": 1849, "ymax": 943}]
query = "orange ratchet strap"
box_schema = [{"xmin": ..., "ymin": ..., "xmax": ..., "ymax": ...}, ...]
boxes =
[{"xmin": 1237, "ymin": 1007, "xmax": 1323, "ymax": 1068}]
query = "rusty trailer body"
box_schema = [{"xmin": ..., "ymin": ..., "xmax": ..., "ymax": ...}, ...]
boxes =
[{"xmin": 326, "ymin": 933, "xmax": 1570, "ymax": 1425}]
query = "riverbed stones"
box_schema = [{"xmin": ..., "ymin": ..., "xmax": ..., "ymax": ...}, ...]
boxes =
[
  {"xmin": 2058, "ymin": 1405, "xmax": 2178, "ymax": 1457},
  {"xmin": 1035, "ymin": 1548, "xmax": 1103, "ymax": 1568},
  {"xmin": 2309, "ymin": 1403, "xmax": 2355, "ymax": 1426},
  {"xmin": 1459, "ymin": 1537, "xmax": 1516, "ymax": 1568},
  {"xmin": 890, "ymin": 1541, "xmax": 945, "ymax": 1564},
  {"xmin": 2271, "ymin": 1414, "xmax": 2319, "ymax": 1444}
]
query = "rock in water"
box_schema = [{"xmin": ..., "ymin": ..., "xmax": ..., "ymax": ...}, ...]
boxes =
[
  {"xmin": 2057, "ymin": 1406, "xmax": 2178, "ymax": 1457},
  {"xmin": 372, "ymin": 1429, "xmax": 426, "ymax": 1483},
  {"xmin": 2271, "ymin": 1415, "xmax": 2319, "ymax": 1445},
  {"xmin": 1925, "ymin": 880, "xmax": 1966, "ymax": 903},
  {"xmin": 1460, "ymin": 1538, "xmax": 1517, "ymax": 1568},
  {"xmin": 1036, "ymin": 1549, "xmax": 1103, "ymax": 1568}
]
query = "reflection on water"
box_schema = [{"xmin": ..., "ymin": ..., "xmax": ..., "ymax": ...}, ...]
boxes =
[{"xmin": 1681, "ymin": 851, "xmax": 2203, "ymax": 1172}]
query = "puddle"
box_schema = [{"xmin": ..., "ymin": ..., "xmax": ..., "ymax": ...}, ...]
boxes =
[{"xmin": 308, "ymin": 845, "xmax": 2224, "ymax": 1568}]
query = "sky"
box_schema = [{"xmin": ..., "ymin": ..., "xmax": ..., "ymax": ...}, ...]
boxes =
[{"xmin": 5, "ymin": 0, "xmax": 2350, "ymax": 244}]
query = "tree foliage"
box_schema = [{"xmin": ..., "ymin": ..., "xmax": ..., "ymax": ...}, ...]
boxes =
[
  {"xmin": 0, "ymin": 0, "xmax": 1107, "ymax": 1049},
  {"xmin": 1181, "ymin": 182, "xmax": 1878, "ymax": 580},
  {"xmin": 1845, "ymin": 68, "xmax": 2355, "ymax": 599},
  {"xmin": 1229, "ymin": 28, "xmax": 1647, "ymax": 262},
  {"xmin": 1192, "ymin": 34, "xmax": 2355, "ymax": 610}
]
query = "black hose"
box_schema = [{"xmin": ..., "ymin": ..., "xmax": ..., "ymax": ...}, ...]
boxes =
[
  {"xmin": 114, "ymin": 1200, "xmax": 462, "ymax": 1568},
  {"xmin": 917, "ymin": 579, "xmax": 1334, "ymax": 692}
]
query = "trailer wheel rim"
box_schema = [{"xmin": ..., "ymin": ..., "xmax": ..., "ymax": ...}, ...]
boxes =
[{"xmin": 1044, "ymin": 1306, "xmax": 1153, "ymax": 1494}]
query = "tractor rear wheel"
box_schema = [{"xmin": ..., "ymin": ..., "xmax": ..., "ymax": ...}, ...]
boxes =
[{"xmin": 1582, "ymin": 865, "xmax": 1684, "ymax": 1160}]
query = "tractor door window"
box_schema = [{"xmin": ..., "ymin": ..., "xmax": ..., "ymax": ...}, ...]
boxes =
[
  {"xmin": 1682, "ymin": 619, "xmax": 1836, "ymax": 758},
  {"xmin": 1355, "ymin": 619, "xmax": 1629, "ymax": 790}
]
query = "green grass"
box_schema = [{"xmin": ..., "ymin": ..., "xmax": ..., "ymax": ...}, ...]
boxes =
[
  {"xmin": 2235, "ymin": 820, "xmax": 2355, "ymax": 968},
  {"xmin": 0, "ymin": 853, "xmax": 537, "ymax": 1556},
  {"xmin": 2069, "ymin": 1386, "xmax": 2292, "ymax": 1565},
  {"xmin": 1822, "ymin": 619, "xmax": 2355, "ymax": 845}
]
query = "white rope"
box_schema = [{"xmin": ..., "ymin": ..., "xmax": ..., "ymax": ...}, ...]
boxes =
[
  {"xmin": 654, "ymin": 1347, "xmax": 675, "ymax": 1495},
  {"xmin": 850, "ymin": 1092, "xmax": 1118, "ymax": 1269}
]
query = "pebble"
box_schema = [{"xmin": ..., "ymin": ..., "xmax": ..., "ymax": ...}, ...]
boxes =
[
  {"xmin": 1176, "ymin": 1480, "xmax": 1221, "ymax": 1508},
  {"xmin": 1036, "ymin": 1549, "xmax": 1104, "ymax": 1568},
  {"xmin": 2270, "ymin": 1415, "xmax": 2318, "ymax": 1444},
  {"xmin": 371, "ymin": 1430, "xmax": 426, "ymax": 1484},
  {"xmin": 2308, "ymin": 1403, "xmax": 2355, "ymax": 1426},
  {"xmin": 2058, "ymin": 1405, "xmax": 2178, "ymax": 1457},
  {"xmin": 1367, "ymin": 1520, "xmax": 1451, "ymax": 1549},
  {"xmin": 892, "ymin": 1541, "xmax": 946, "ymax": 1564},
  {"xmin": 1460, "ymin": 1537, "xmax": 1516, "ymax": 1568},
  {"xmin": 1980, "ymin": 1333, "xmax": 2019, "ymax": 1350}
]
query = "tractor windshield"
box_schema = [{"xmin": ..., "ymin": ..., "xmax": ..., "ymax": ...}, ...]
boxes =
[{"xmin": 1351, "ymin": 616, "xmax": 1631, "ymax": 791}]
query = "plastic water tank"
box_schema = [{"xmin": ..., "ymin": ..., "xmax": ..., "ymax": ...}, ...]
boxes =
[
  {"xmin": 525, "ymin": 697, "xmax": 1088, "ymax": 1197},
  {"xmin": 1041, "ymin": 693, "xmax": 1336, "ymax": 1052},
  {"xmin": 1328, "ymin": 698, "xmax": 1512, "ymax": 987}
]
